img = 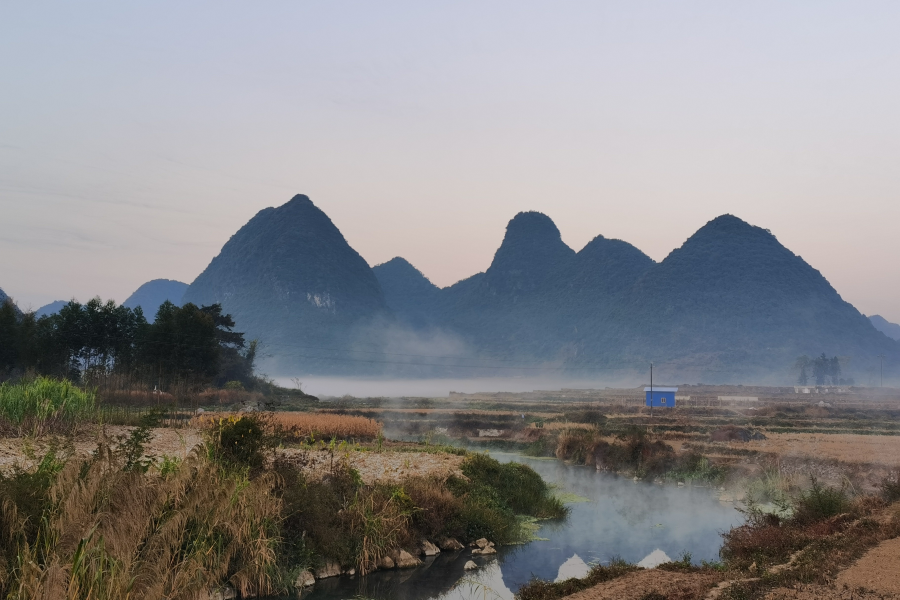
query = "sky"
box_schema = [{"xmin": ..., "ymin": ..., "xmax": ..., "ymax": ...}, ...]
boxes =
[{"xmin": 1, "ymin": 2, "xmax": 899, "ymax": 321}]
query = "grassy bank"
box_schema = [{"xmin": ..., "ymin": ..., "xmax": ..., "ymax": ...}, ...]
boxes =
[{"xmin": 0, "ymin": 415, "xmax": 566, "ymax": 598}]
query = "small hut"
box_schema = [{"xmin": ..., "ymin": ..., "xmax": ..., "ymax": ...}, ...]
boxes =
[{"xmin": 644, "ymin": 386, "xmax": 678, "ymax": 408}]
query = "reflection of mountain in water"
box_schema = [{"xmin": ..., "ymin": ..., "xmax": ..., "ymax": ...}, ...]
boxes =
[
  {"xmin": 555, "ymin": 554, "xmax": 591, "ymax": 582},
  {"xmin": 637, "ymin": 549, "xmax": 672, "ymax": 568}
]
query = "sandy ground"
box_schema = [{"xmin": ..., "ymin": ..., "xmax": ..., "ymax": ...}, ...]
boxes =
[
  {"xmin": 763, "ymin": 583, "xmax": 900, "ymax": 599},
  {"xmin": 277, "ymin": 447, "xmax": 465, "ymax": 484},
  {"xmin": 0, "ymin": 426, "xmax": 203, "ymax": 472},
  {"xmin": 834, "ymin": 537, "xmax": 900, "ymax": 595},
  {"xmin": 561, "ymin": 570, "xmax": 720, "ymax": 600}
]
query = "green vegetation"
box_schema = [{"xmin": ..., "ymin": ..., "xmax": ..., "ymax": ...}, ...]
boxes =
[
  {"xmin": 0, "ymin": 297, "xmax": 258, "ymax": 393},
  {"xmin": 0, "ymin": 377, "xmax": 96, "ymax": 435}
]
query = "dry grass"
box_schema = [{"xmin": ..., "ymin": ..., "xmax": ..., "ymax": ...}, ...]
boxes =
[
  {"xmin": 741, "ymin": 433, "xmax": 900, "ymax": 468},
  {"xmin": 196, "ymin": 412, "xmax": 382, "ymax": 441},
  {"xmin": 536, "ymin": 422, "xmax": 596, "ymax": 431},
  {"xmin": 0, "ymin": 442, "xmax": 280, "ymax": 600}
]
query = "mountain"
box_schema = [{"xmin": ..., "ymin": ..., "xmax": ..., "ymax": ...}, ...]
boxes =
[
  {"xmin": 589, "ymin": 215, "xmax": 898, "ymax": 373},
  {"xmin": 434, "ymin": 211, "xmax": 581, "ymax": 359},
  {"xmin": 372, "ymin": 257, "xmax": 442, "ymax": 329},
  {"xmin": 35, "ymin": 300, "xmax": 68, "ymax": 318},
  {"xmin": 870, "ymin": 315, "xmax": 900, "ymax": 341},
  {"xmin": 183, "ymin": 194, "xmax": 391, "ymax": 372},
  {"xmin": 123, "ymin": 279, "xmax": 188, "ymax": 320},
  {"xmin": 0, "ymin": 287, "xmax": 20, "ymax": 315},
  {"xmin": 179, "ymin": 199, "xmax": 898, "ymax": 381}
]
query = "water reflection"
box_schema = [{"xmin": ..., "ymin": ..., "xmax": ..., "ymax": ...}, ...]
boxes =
[{"xmin": 274, "ymin": 453, "xmax": 742, "ymax": 600}]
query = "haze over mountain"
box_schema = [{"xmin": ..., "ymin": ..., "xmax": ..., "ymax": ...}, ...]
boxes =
[
  {"xmin": 183, "ymin": 195, "xmax": 391, "ymax": 372},
  {"xmin": 34, "ymin": 300, "xmax": 68, "ymax": 318},
  {"xmin": 182, "ymin": 194, "xmax": 899, "ymax": 382},
  {"xmin": 123, "ymin": 279, "xmax": 188, "ymax": 321},
  {"xmin": 372, "ymin": 257, "xmax": 441, "ymax": 330},
  {"xmin": 870, "ymin": 315, "xmax": 900, "ymax": 342}
]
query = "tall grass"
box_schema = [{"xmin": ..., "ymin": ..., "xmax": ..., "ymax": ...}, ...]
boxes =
[
  {"xmin": 0, "ymin": 377, "xmax": 97, "ymax": 435},
  {"xmin": 0, "ymin": 442, "xmax": 280, "ymax": 599}
]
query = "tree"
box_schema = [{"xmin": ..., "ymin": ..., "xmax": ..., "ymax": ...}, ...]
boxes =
[
  {"xmin": 795, "ymin": 355, "xmax": 810, "ymax": 385},
  {"xmin": 200, "ymin": 304, "xmax": 257, "ymax": 387},
  {"xmin": 142, "ymin": 302, "xmax": 219, "ymax": 388},
  {"xmin": 0, "ymin": 299, "xmax": 20, "ymax": 373}
]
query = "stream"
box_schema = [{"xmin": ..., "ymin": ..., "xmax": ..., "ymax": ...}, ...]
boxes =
[{"xmin": 273, "ymin": 453, "xmax": 743, "ymax": 600}]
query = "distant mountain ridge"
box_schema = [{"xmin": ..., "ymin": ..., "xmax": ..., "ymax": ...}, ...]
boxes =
[
  {"xmin": 183, "ymin": 195, "xmax": 899, "ymax": 381},
  {"xmin": 124, "ymin": 279, "xmax": 188, "ymax": 320},
  {"xmin": 870, "ymin": 315, "xmax": 900, "ymax": 341},
  {"xmin": 35, "ymin": 300, "xmax": 68, "ymax": 318}
]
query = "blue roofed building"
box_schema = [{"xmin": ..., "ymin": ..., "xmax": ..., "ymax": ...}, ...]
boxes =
[{"xmin": 645, "ymin": 387, "xmax": 678, "ymax": 408}]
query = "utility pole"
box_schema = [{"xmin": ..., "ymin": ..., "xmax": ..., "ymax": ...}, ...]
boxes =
[{"xmin": 650, "ymin": 362, "xmax": 654, "ymax": 421}]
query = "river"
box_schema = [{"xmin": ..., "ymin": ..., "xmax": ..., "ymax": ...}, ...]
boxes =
[{"xmin": 272, "ymin": 453, "xmax": 743, "ymax": 600}]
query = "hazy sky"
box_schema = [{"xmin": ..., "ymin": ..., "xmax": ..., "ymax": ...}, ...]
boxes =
[{"xmin": 2, "ymin": 2, "xmax": 899, "ymax": 321}]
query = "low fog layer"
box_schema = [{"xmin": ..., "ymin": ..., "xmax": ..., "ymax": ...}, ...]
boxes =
[{"xmin": 272, "ymin": 377, "xmax": 633, "ymax": 398}]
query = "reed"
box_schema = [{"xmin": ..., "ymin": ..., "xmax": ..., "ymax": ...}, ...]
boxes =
[{"xmin": 0, "ymin": 442, "xmax": 280, "ymax": 599}]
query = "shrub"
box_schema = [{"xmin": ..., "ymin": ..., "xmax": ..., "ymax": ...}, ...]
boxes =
[
  {"xmin": 214, "ymin": 414, "xmax": 266, "ymax": 467},
  {"xmin": 791, "ymin": 478, "xmax": 851, "ymax": 525},
  {"xmin": 461, "ymin": 453, "xmax": 567, "ymax": 519},
  {"xmin": 556, "ymin": 429, "xmax": 603, "ymax": 465},
  {"xmin": 880, "ymin": 472, "xmax": 900, "ymax": 504}
]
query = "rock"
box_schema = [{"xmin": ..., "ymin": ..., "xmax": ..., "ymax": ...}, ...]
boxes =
[
  {"xmin": 479, "ymin": 546, "xmax": 497, "ymax": 555},
  {"xmin": 209, "ymin": 587, "xmax": 235, "ymax": 600},
  {"xmin": 395, "ymin": 549, "xmax": 421, "ymax": 569},
  {"xmin": 464, "ymin": 560, "xmax": 478, "ymax": 570},
  {"xmin": 438, "ymin": 537, "xmax": 465, "ymax": 551},
  {"xmin": 420, "ymin": 539, "xmax": 441, "ymax": 556},
  {"xmin": 471, "ymin": 549, "xmax": 482, "ymax": 555},
  {"xmin": 315, "ymin": 561, "xmax": 342, "ymax": 579},
  {"xmin": 749, "ymin": 561, "xmax": 758, "ymax": 574},
  {"xmin": 295, "ymin": 570, "xmax": 316, "ymax": 587},
  {"xmin": 344, "ymin": 567, "xmax": 356, "ymax": 576},
  {"xmin": 378, "ymin": 555, "xmax": 395, "ymax": 569},
  {"xmin": 475, "ymin": 538, "xmax": 490, "ymax": 550}
]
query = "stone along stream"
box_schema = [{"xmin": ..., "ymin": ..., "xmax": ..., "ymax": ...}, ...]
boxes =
[{"xmin": 277, "ymin": 453, "xmax": 743, "ymax": 600}]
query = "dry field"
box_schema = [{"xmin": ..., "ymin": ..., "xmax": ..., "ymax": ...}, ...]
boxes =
[
  {"xmin": 196, "ymin": 411, "xmax": 383, "ymax": 440},
  {"xmin": 740, "ymin": 433, "xmax": 900, "ymax": 469}
]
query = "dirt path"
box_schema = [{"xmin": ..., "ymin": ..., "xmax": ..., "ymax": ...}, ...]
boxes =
[
  {"xmin": 561, "ymin": 570, "xmax": 720, "ymax": 600},
  {"xmin": 763, "ymin": 537, "xmax": 900, "ymax": 599}
]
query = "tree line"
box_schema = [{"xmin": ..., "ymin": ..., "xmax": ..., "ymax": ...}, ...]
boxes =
[
  {"xmin": 0, "ymin": 297, "xmax": 257, "ymax": 390},
  {"xmin": 795, "ymin": 353, "xmax": 853, "ymax": 386}
]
